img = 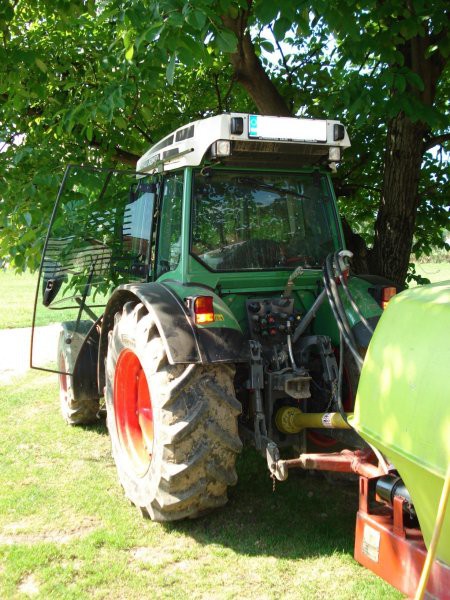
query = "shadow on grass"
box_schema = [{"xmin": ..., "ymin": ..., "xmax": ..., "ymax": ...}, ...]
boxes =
[
  {"xmin": 79, "ymin": 417, "xmax": 108, "ymax": 436},
  {"xmin": 164, "ymin": 447, "xmax": 359, "ymax": 561},
  {"xmin": 74, "ymin": 409, "xmax": 359, "ymax": 562}
]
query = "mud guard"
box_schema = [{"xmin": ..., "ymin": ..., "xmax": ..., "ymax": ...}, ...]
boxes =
[
  {"xmin": 97, "ymin": 282, "xmax": 249, "ymax": 393},
  {"xmin": 72, "ymin": 320, "xmax": 101, "ymax": 404}
]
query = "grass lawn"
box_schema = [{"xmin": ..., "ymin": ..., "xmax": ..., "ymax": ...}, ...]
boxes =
[
  {"xmin": 0, "ymin": 270, "xmax": 95, "ymax": 329},
  {"xmin": 412, "ymin": 262, "xmax": 450, "ymax": 285},
  {"xmin": 0, "ymin": 370, "xmax": 402, "ymax": 599},
  {"xmin": 0, "ymin": 270, "xmax": 39, "ymax": 329}
]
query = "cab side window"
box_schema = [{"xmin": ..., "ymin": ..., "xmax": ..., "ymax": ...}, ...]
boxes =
[
  {"xmin": 156, "ymin": 173, "xmax": 183, "ymax": 277},
  {"xmin": 122, "ymin": 180, "xmax": 156, "ymax": 280}
]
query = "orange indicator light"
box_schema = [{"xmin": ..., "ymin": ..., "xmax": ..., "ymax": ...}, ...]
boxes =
[
  {"xmin": 381, "ymin": 287, "xmax": 396, "ymax": 309},
  {"xmin": 194, "ymin": 296, "xmax": 215, "ymax": 324}
]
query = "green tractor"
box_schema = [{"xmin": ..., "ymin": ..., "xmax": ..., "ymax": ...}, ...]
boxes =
[{"xmin": 32, "ymin": 113, "xmax": 395, "ymax": 522}]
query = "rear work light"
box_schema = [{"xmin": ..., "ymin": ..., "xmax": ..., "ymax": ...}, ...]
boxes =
[
  {"xmin": 193, "ymin": 296, "xmax": 215, "ymax": 324},
  {"xmin": 210, "ymin": 140, "xmax": 231, "ymax": 158},
  {"xmin": 381, "ymin": 286, "xmax": 396, "ymax": 310}
]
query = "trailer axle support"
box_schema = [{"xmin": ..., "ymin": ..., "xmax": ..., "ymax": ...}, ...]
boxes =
[{"xmin": 267, "ymin": 447, "xmax": 384, "ymax": 481}]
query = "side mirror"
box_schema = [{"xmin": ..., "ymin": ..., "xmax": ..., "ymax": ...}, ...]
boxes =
[{"xmin": 42, "ymin": 276, "xmax": 64, "ymax": 306}]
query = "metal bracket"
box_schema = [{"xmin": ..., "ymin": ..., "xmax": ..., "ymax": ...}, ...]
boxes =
[
  {"xmin": 266, "ymin": 442, "xmax": 288, "ymax": 481},
  {"xmin": 248, "ymin": 340, "xmax": 267, "ymax": 450}
]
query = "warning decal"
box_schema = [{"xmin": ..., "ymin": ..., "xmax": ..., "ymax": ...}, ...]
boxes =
[{"xmin": 362, "ymin": 524, "xmax": 381, "ymax": 563}]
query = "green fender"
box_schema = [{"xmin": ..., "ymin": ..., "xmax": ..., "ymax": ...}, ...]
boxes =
[{"xmin": 99, "ymin": 281, "xmax": 248, "ymax": 376}]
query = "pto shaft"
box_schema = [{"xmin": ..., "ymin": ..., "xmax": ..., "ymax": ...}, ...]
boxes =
[{"xmin": 275, "ymin": 406, "xmax": 352, "ymax": 434}]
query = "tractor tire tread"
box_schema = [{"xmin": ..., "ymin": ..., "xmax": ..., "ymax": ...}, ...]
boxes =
[{"xmin": 106, "ymin": 302, "xmax": 242, "ymax": 522}]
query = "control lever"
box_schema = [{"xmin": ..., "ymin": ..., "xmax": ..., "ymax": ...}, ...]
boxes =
[{"xmin": 282, "ymin": 266, "xmax": 304, "ymax": 298}]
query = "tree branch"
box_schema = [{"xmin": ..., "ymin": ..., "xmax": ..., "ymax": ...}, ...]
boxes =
[
  {"xmin": 424, "ymin": 133, "xmax": 450, "ymax": 152},
  {"xmin": 88, "ymin": 138, "xmax": 139, "ymax": 166},
  {"xmin": 133, "ymin": 121, "xmax": 154, "ymax": 144},
  {"xmin": 222, "ymin": 75, "xmax": 237, "ymax": 111},
  {"xmin": 213, "ymin": 73, "xmax": 223, "ymax": 113},
  {"xmin": 221, "ymin": 4, "xmax": 291, "ymax": 116},
  {"xmin": 269, "ymin": 24, "xmax": 294, "ymax": 111}
]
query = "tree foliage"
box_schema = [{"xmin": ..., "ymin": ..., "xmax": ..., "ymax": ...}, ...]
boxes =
[{"xmin": 1, "ymin": 0, "xmax": 449, "ymax": 284}]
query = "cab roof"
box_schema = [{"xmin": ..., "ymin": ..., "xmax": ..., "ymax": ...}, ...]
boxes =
[{"xmin": 137, "ymin": 113, "xmax": 351, "ymax": 173}]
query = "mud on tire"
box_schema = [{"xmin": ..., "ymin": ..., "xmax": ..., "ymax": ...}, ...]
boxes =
[
  {"xmin": 105, "ymin": 301, "xmax": 242, "ymax": 522},
  {"xmin": 58, "ymin": 321, "xmax": 99, "ymax": 425}
]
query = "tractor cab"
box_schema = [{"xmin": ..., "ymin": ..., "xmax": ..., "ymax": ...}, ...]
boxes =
[{"xmin": 32, "ymin": 113, "xmax": 353, "ymax": 371}]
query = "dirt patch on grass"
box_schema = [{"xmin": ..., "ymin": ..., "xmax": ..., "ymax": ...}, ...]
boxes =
[
  {"xmin": 18, "ymin": 573, "xmax": 40, "ymax": 597},
  {"xmin": 130, "ymin": 536, "xmax": 198, "ymax": 569},
  {"xmin": 0, "ymin": 325, "xmax": 60, "ymax": 383},
  {"xmin": 0, "ymin": 516, "xmax": 100, "ymax": 545}
]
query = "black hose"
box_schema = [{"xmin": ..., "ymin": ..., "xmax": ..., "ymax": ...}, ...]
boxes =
[
  {"xmin": 333, "ymin": 251, "xmax": 374, "ymax": 334},
  {"xmin": 323, "ymin": 276, "xmax": 362, "ymax": 370},
  {"xmin": 323, "ymin": 254, "xmax": 363, "ymax": 369},
  {"xmin": 325, "ymin": 254, "xmax": 358, "ymax": 348},
  {"xmin": 336, "ymin": 331, "xmax": 348, "ymax": 423}
]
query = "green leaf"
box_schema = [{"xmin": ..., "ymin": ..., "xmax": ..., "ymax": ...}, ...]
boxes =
[
  {"xmin": 166, "ymin": 53, "xmax": 176, "ymax": 85},
  {"xmin": 143, "ymin": 23, "xmax": 163, "ymax": 43},
  {"xmin": 405, "ymin": 71, "xmax": 425, "ymax": 92},
  {"xmin": 186, "ymin": 9, "xmax": 207, "ymax": 30},
  {"xmin": 86, "ymin": 125, "xmax": 93, "ymax": 141},
  {"xmin": 254, "ymin": 3, "xmax": 279, "ymax": 23},
  {"xmin": 272, "ymin": 17, "xmax": 291, "ymax": 41},
  {"xmin": 35, "ymin": 58, "xmax": 48, "ymax": 73},
  {"xmin": 125, "ymin": 45, "xmax": 134, "ymax": 62},
  {"xmin": 259, "ymin": 40, "xmax": 275, "ymax": 53},
  {"xmin": 115, "ymin": 116, "xmax": 127, "ymax": 129},
  {"xmin": 395, "ymin": 74, "xmax": 406, "ymax": 94},
  {"xmin": 214, "ymin": 30, "xmax": 237, "ymax": 53}
]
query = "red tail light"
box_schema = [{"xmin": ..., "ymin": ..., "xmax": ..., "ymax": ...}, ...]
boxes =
[
  {"xmin": 193, "ymin": 296, "xmax": 214, "ymax": 324},
  {"xmin": 381, "ymin": 286, "xmax": 396, "ymax": 309}
]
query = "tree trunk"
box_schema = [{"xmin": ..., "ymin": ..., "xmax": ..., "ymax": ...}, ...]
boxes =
[{"xmin": 367, "ymin": 113, "xmax": 429, "ymax": 287}]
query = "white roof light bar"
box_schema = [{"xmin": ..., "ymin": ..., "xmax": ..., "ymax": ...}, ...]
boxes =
[
  {"xmin": 248, "ymin": 114, "xmax": 327, "ymax": 143},
  {"xmin": 137, "ymin": 113, "xmax": 351, "ymax": 173}
]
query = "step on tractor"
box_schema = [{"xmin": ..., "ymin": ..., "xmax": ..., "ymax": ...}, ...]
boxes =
[{"xmin": 31, "ymin": 113, "xmax": 450, "ymax": 598}]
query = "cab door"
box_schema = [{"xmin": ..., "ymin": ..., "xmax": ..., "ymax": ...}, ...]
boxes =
[{"xmin": 31, "ymin": 165, "xmax": 158, "ymax": 373}]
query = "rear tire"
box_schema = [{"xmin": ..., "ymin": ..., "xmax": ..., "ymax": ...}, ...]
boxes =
[
  {"xmin": 58, "ymin": 321, "xmax": 99, "ymax": 425},
  {"xmin": 106, "ymin": 301, "xmax": 242, "ymax": 521}
]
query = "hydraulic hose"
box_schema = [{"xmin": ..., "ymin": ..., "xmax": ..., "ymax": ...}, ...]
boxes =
[
  {"xmin": 333, "ymin": 250, "xmax": 374, "ymax": 334},
  {"xmin": 414, "ymin": 464, "xmax": 450, "ymax": 600},
  {"xmin": 323, "ymin": 252, "xmax": 389, "ymax": 474},
  {"xmin": 323, "ymin": 277, "xmax": 362, "ymax": 369},
  {"xmin": 325, "ymin": 253, "xmax": 358, "ymax": 346},
  {"xmin": 323, "ymin": 255, "xmax": 363, "ymax": 368}
]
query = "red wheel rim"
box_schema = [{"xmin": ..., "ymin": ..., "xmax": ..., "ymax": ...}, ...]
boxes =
[{"xmin": 114, "ymin": 349, "xmax": 154, "ymax": 475}]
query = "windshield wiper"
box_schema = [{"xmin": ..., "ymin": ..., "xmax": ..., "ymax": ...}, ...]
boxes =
[{"xmin": 236, "ymin": 177, "xmax": 310, "ymax": 200}]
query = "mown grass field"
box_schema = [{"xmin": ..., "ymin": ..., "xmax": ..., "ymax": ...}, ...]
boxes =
[
  {"xmin": 413, "ymin": 261, "xmax": 450, "ymax": 284},
  {"xmin": 0, "ymin": 369, "xmax": 402, "ymax": 599},
  {"xmin": 0, "ymin": 271, "xmax": 96, "ymax": 329}
]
